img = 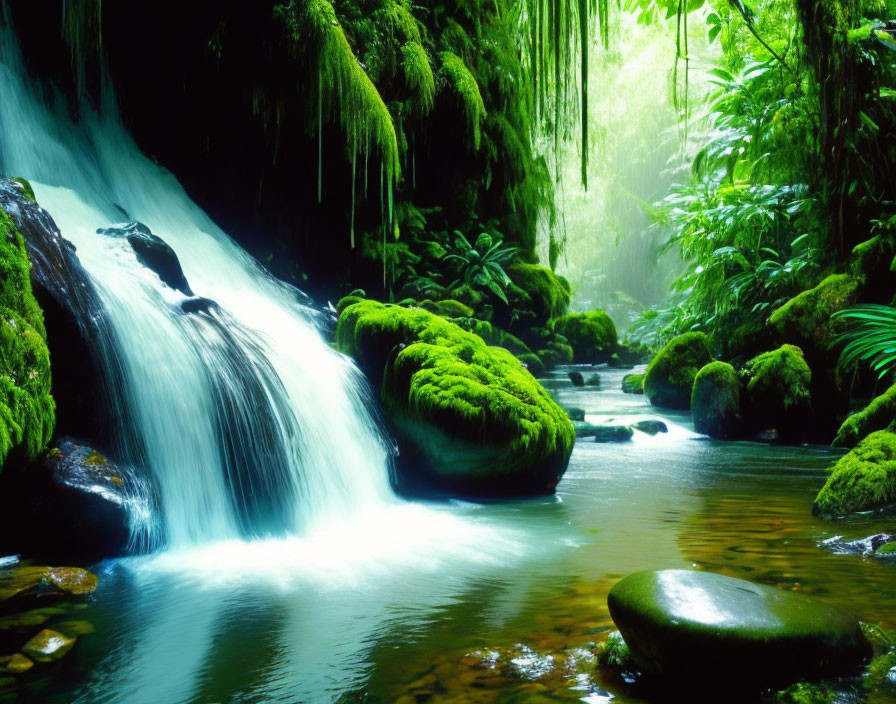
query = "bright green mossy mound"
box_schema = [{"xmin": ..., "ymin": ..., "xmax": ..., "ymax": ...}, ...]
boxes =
[
  {"xmin": 770, "ymin": 274, "xmax": 859, "ymax": 356},
  {"xmin": 10, "ymin": 178, "xmax": 35, "ymax": 202},
  {"xmin": 417, "ymin": 298, "xmax": 474, "ymax": 319},
  {"xmin": 507, "ymin": 263, "xmax": 570, "ymax": 325},
  {"xmin": 833, "ymin": 384, "xmax": 896, "ymax": 448},
  {"xmin": 0, "ymin": 209, "xmax": 55, "ymax": 468},
  {"xmin": 643, "ymin": 332, "xmax": 712, "ymax": 410},
  {"xmin": 691, "ymin": 362, "xmax": 742, "ymax": 439},
  {"xmin": 336, "ymin": 300, "xmax": 575, "ymax": 496},
  {"xmin": 744, "ymin": 345, "xmax": 811, "ymax": 439},
  {"xmin": 550, "ymin": 311, "xmax": 617, "ymax": 364},
  {"xmin": 336, "ymin": 294, "xmax": 365, "ymax": 314},
  {"xmin": 814, "ymin": 431, "xmax": 896, "ymax": 517}
]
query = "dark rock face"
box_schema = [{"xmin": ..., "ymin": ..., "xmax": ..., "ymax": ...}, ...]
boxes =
[
  {"xmin": 0, "ymin": 438, "xmax": 152, "ymax": 562},
  {"xmin": 0, "ymin": 179, "xmax": 110, "ymax": 443},
  {"xmin": 97, "ymin": 222, "xmax": 194, "ymax": 295},
  {"xmin": 607, "ymin": 570, "xmax": 871, "ymax": 687}
]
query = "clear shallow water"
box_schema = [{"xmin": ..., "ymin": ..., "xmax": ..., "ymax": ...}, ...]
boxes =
[{"xmin": 15, "ymin": 366, "xmax": 896, "ymax": 704}]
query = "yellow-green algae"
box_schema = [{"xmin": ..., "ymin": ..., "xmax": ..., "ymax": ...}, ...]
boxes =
[
  {"xmin": 336, "ymin": 300, "xmax": 574, "ymax": 477},
  {"xmin": 814, "ymin": 430, "xmax": 896, "ymax": 516},
  {"xmin": 0, "ymin": 209, "xmax": 55, "ymax": 468}
]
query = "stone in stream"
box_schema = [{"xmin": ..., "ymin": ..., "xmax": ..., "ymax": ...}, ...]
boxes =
[
  {"xmin": 632, "ymin": 420, "xmax": 668, "ymax": 436},
  {"xmin": 607, "ymin": 570, "xmax": 871, "ymax": 686},
  {"xmin": 0, "ymin": 654, "xmax": 33, "ymax": 675},
  {"xmin": 20, "ymin": 629, "xmax": 76, "ymax": 663},
  {"xmin": 564, "ymin": 407, "xmax": 586, "ymax": 422},
  {"xmin": 568, "ymin": 371, "xmax": 585, "ymax": 387},
  {"xmin": 585, "ymin": 373, "xmax": 601, "ymax": 387}
]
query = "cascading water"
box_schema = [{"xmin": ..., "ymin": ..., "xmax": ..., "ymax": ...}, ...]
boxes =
[{"xmin": 0, "ymin": 12, "xmax": 396, "ymax": 550}]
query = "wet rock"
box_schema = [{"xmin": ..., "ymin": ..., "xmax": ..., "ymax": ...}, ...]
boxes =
[
  {"xmin": 632, "ymin": 420, "xmax": 668, "ymax": 436},
  {"xmin": 0, "ymin": 608, "xmax": 63, "ymax": 631},
  {"xmin": 20, "ymin": 629, "xmax": 76, "ymax": 664},
  {"xmin": 0, "ymin": 178, "xmax": 110, "ymax": 442},
  {"xmin": 0, "ymin": 437, "xmax": 149, "ymax": 562},
  {"xmin": 585, "ymin": 374, "xmax": 601, "ymax": 387},
  {"xmin": 181, "ymin": 296, "xmax": 219, "ymax": 315},
  {"xmin": 592, "ymin": 426, "xmax": 634, "ymax": 443},
  {"xmin": 622, "ymin": 373, "xmax": 644, "ymax": 395},
  {"xmin": 607, "ymin": 569, "xmax": 871, "ymax": 686},
  {"xmin": 0, "ymin": 567, "xmax": 51, "ymax": 603},
  {"xmin": 97, "ymin": 221, "xmax": 193, "ymax": 295},
  {"xmin": 47, "ymin": 568, "xmax": 97, "ymax": 596},
  {"xmin": 691, "ymin": 361, "xmax": 742, "ymax": 439},
  {"xmin": 51, "ymin": 620, "xmax": 95, "ymax": 637},
  {"xmin": 821, "ymin": 533, "xmax": 895, "ymax": 556},
  {"xmin": 0, "ymin": 654, "xmax": 33, "ymax": 675},
  {"xmin": 568, "ymin": 371, "xmax": 585, "ymax": 387},
  {"xmin": 565, "ymin": 407, "xmax": 586, "ymax": 422}
]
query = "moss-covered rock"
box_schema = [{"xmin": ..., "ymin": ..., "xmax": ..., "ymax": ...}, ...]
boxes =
[
  {"xmin": 550, "ymin": 311, "xmax": 617, "ymax": 364},
  {"xmin": 517, "ymin": 353, "xmax": 544, "ymax": 377},
  {"xmin": 9, "ymin": 178, "xmax": 35, "ymax": 202},
  {"xmin": 622, "ymin": 373, "xmax": 644, "ymax": 395},
  {"xmin": 21, "ymin": 629, "xmax": 76, "ymax": 663},
  {"xmin": 336, "ymin": 300, "xmax": 575, "ymax": 496},
  {"xmin": 833, "ymin": 384, "xmax": 896, "ymax": 448},
  {"xmin": 607, "ymin": 569, "xmax": 871, "ymax": 685},
  {"xmin": 417, "ymin": 298, "xmax": 474, "ymax": 319},
  {"xmin": 336, "ymin": 294, "xmax": 366, "ymax": 314},
  {"xmin": 507, "ymin": 263, "xmax": 570, "ymax": 327},
  {"xmin": 814, "ymin": 431, "xmax": 896, "ymax": 517},
  {"xmin": 537, "ymin": 341, "xmax": 573, "ymax": 370},
  {"xmin": 691, "ymin": 362, "xmax": 742, "ymax": 439},
  {"xmin": 770, "ymin": 274, "xmax": 860, "ymax": 357},
  {"xmin": 0, "ymin": 209, "xmax": 55, "ymax": 469},
  {"xmin": 742, "ymin": 345, "xmax": 812, "ymax": 440},
  {"xmin": 643, "ymin": 333, "xmax": 712, "ymax": 410}
]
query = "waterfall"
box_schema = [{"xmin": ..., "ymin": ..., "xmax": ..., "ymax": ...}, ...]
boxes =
[{"xmin": 0, "ymin": 14, "xmax": 396, "ymax": 549}]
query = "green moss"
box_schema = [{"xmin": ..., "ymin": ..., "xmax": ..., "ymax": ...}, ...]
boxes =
[
  {"xmin": 596, "ymin": 631, "xmax": 633, "ymax": 671},
  {"xmin": 770, "ymin": 274, "xmax": 860, "ymax": 356},
  {"xmin": 507, "ymin": 263, "xmax": 570, "ymax": 325},
  {"xmin": 865, "ymin": 648, "xmax": 896, "ymax": 690},
  {"xmin": 643, "ymin": 332, "xmax": 712, "ymax": 410},
  {"xmin": 745, "ymin": 344, "xmax": 812, "ymax": 415},
  {"xmin": 400, "ymin": 41, "xmax": 434, "ymax": 116},
  {"xmin": 833, "ymin": 384, "xmax": 896, "ymax": 448},
  {"xmin": 518, "ymin": 352, "xmax": 544, "ymax": 377},
  {"xmin": 0, "ymin": 210, "xmax": 55, "ymax": 469},
  {"xmin": 622, "ymin": 372, "xmax": 644, "ymax": 395},
  {"xmin": 814, "ymin": 431, "xmax": 896, "ymax": 516},
  {"xmin": 537, "ymin": 342, "xmax": 573, "ymax": 370},
  {"xmin": 550, "ymin": 311, "xmax": 617, "ymax": 364},
  {"xmin": 336, "ymin": 294, "xmax": 366, "ymax": 314},
  {"xmin": 336, "ymin": 300, "xmax": 575, "ymax": 477},
  {"xmin": 774, "ymin": 681, "xmax": 843, "ymax": 704},
  {"xmin": 416, "ymin": 299, "xmax": 474, "ymax": 319},
  {"xmin": 877, "ymin": 542, "xmax": 896, "ymax": 554},
  {"xmin": 10, "ymin": 178, "xmax": 35, "ymax": 202},
  {"xmin": 439, "ymin": 51, "xmax": 486, "ymax": 151},
  {"xmin": 691, "ymin": 362, "xmax": 742, "ymax": 439}
]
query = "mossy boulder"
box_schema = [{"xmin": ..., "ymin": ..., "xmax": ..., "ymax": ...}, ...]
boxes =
[
  {"xmin": 833, "ymin": 384, "xmax": 896, "ymax": 448},
  {"xmin": 517, "ymin": 353, "xmax": 544, "ymax": 377},
  {"xmin": 744, "ymin": 345, "xmax": 812, "ymax": 440},
  {"xmin": 336, "ymin": 294, "xmax": 365, "ymax": 314},
  {"xmin": 814, "ymin": 431, "xmax": 896, "ymax": 517},
  {"xmin": 770, "ymin": 274, "xmax": 859, "ymax": 359},
  {"xmin": 417, "ymin": 298, "xmax": 474, "ymax": 319},
  {"xmin": 550, "ymin": 311, "xmax": 617, "ymax": 364},
  {"xmin": 9, "ymin": 178, "xmax": 35, "ymax": 202},
  {"xmin": 643, "ymin": 333, "xmax": 712, "ymax": 410},
  {"xmin": 0, "ymin": 208, "xmax": 55, "ymax": 468},
  {"xmin": 607, "ymin": 569, "xmax": 871, "ymax": 686},
  {"xmin": 507, "ymin": 263, "xmax": 570, "ymax": 327},
  {"xmin": 336, "ymin": 301, "xmax": 575, "ymax": 497},
  {"xmin": 691, "ymin": 362, "xmax": 742, "ymax": 439},
  {"xmin": 622, "ymin": 373, "xmax": 644, "ymax": 395}
]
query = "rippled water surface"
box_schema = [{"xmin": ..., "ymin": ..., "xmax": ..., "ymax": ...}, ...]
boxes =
[{"xmin": 19, "ymin": 366, "xmax": 896, "ymax": 704}]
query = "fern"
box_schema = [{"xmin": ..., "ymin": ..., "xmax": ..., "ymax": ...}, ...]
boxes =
[{"xmin": 834, "ymin": 305, "xmax": 896, "ymax": 381}]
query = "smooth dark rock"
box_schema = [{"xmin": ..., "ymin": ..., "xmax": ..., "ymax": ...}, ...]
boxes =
[
  {"xmin": 0, "ymin": 438, "xmax": 150, "ymax": 562},
  {"xmin": 565, "ymin": 407, "xmax": 586, "ymax": 422},
  {"xmin": 573, "ymin": 422, "xmax": 633, "ymax": 442},
  {"xmin": 181, "ymin": 296, "xmax": 219, "ymax": 315},
  {"xmin": 568, "ymin": 371, "xmax": 585, "ymax": 387},
  {"xmin": 585, "ymin": 373, "xmax": 601, "ymax": 387},
  {"xmin": 97, "ymin": 222, "xmax": 194, "ymax": 295},
  {"xmin": 632, "ymin": 420, "xmax": 668, "ymax": 436},
  {"xmin": 607, "ymin": 570, "xmax": 871, "ymax": 687}
]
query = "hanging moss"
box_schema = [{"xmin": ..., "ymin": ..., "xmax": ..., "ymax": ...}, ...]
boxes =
[
  {"xmin": 0, "ymin": 210, "xmax": 55, "ymax": 468},
  {"xmin": 400, "ymin": 41, "xmax": 435, "ymax": 116},
  {"xmin": 813, "ymin": 430, "xmax": 896, "ymax": 516},
  {"xmin": 550, "ymin": 311, "xmax": 617, "ymax": 364},
  {"xmin": 336, "ymin": 300, "xmax": 574, "ymax": 493},
  {"xmin": 644, "ymin": 333, "xmax": 712, "ymax": 410},
  {"xmin": 833, "ymin": 384, "xmax": 896, "ymax": 448},
  {"xmin": 439, "ymin": 51, "xmax": 486, "ymax": 151}
]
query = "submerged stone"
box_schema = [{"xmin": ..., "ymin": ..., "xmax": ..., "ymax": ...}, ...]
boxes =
[
  {"xmin": 0, "ymin": 567, "xmax": 50, "ymax": 603},
  {"xmin": 632, "ymin": 420, "xmax": 668, "ymax": 436},
  {"xmin": 592, "ymin": 426, "xmax": 634, "ymax": 443},
  {"xmin": 21, "ymin": 629, "xmax": 76, "ymax": 663},
  {"xmin": 585, "ymin": 373, "xmax": 601, "ymax": 387},
  {"xmin": 48, "ymin": 568, "xmax": 98, "ymax": 596},
  {"xmin": 97, "ymin": 221, "xmax": 194, "ymax": 295},
  {"xmin": 568, "ymin": 371, "xmax": 585, "ymax": 387},
  {"xmin": 564, "ymin": 407, "xmax": 586, "ymax": 422},
  {"xmin": 607, "ymin": 570, "xmax": 870, "ymax": 686},
  {"xmin": 0, "ymin": 654, "xmax": 32, "ymax": 675}
]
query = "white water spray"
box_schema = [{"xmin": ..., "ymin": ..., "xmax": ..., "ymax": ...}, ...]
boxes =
[{"xmin": 0, "ymin": 16, "xmax": 397, "ymax": 549}]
